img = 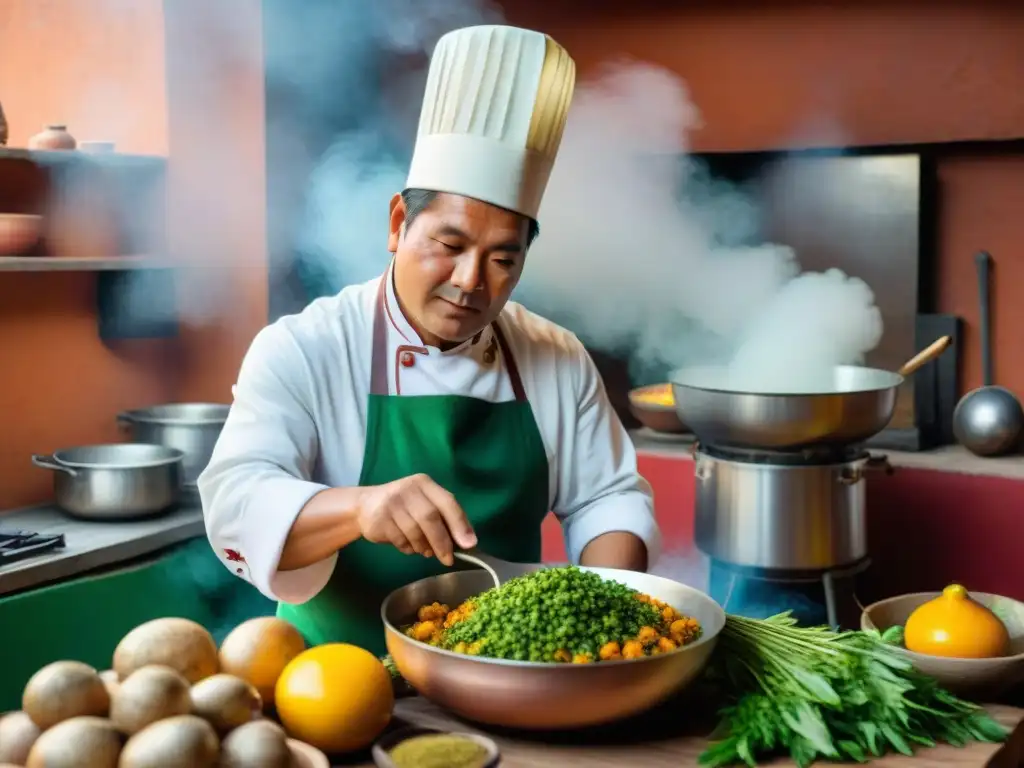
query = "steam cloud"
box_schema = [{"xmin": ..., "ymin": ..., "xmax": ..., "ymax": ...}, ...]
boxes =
[{"xmin": 298, "ymin": 11, "xmax": 883, "ymax": 392}]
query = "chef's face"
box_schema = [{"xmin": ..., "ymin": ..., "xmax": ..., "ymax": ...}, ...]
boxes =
[{"xmin": 388, "ymin": 190, "xmax": 533, "ymax": 347}]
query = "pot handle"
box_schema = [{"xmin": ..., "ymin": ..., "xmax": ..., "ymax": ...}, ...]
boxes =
[
  {"xmin": 116, "ymin": 412, "xmax": 133, "ymax": 429},
  {"xmin": 32, "ymin": 454, "xmax": 79, "ymax": 477},
  {"xmin": 837, "ymin": 454, "xmax": 894, "ymax": 485}
]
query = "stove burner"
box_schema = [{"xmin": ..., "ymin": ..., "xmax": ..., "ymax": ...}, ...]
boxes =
[
  {"xmin": 0, "ymin": 529, "xmax": 66, "ymax": 565},
  {"xmin": 710, "ymin": 557, "xmax": 870, "ymax": 629},
  {"xmin": 696, "ymin": 441, "xmax": 868, "ymax": 466}
]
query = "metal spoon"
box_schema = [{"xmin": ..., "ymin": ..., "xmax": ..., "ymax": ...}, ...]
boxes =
[{"xmin": 453, "ymin": 548, "xmax": 543, "ymax": 588}]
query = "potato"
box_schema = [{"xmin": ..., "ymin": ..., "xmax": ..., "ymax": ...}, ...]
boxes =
[
  {"xmin": 110, "ymin": 665, "xmax": 192, "ymax": 735},
  {"xmin": 22, "ymin": 660, "xmax": 109, "ymax": 729},
  {"xmin": 113, "ymin": 618, "xmax": 219, "ymax": 684}
]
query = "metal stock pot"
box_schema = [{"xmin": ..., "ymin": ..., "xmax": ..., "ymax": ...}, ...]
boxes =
[
  {"xmin": 32, "ymin": 444, "xmax": 185, "ymax": 520},
  {"xmin": 118, "ymin": 403, "xmax": 230, "ymax": 488}
]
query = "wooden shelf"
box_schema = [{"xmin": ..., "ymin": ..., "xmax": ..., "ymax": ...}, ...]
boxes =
[
  {"xmin": 0, "ymin": 147, "xmax": 166, "ymax": 171},
  {"xmin": 0, "ymin": 256, "xmax": 169, "ymax": 272}
]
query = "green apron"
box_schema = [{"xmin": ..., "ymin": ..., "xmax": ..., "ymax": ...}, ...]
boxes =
[{"xmin": 278, "ymin": 277, "xmax": 550, "ymax": 655}]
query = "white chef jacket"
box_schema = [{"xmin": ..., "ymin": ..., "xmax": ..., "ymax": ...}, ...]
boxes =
[{"xmin": 198, "ymin": 265, "xmax": 661, "ymax": 604}]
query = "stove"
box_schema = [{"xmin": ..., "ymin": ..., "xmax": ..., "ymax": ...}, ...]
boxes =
[
  {"xmin": 0, "ymin": 529, "xmax": 66, "ymax": 565},
  {"xmin": 692, "ymin": 441, "xmax": 892, "ymax": 628}
]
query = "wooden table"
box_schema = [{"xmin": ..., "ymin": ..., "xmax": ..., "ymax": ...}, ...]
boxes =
[{"xmin": 348, "ymin": 696, "xmax": 1024, "ymax": 767}]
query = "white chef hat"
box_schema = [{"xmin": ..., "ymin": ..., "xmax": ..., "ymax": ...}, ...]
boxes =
[{"xmin": 406, "ymin": 25, "xmax": 576, "ymax": 221}]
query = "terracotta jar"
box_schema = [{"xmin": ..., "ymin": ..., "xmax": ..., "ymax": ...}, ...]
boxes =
[
  {"xmin": 28, "ymin": 124, "xmax": 77, "ymax": 151},
  {"xmin": 0, "ymin": 99, "xmax": 8, "ymax": 145}
]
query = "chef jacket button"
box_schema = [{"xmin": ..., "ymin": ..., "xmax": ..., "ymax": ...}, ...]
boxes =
[{"xmin": 400, "ymin": 351, "xmax": 416, "ymax": 368}]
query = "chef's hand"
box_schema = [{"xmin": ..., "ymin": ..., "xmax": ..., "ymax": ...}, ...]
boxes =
[{"xmin": 358, "ymin": 473, "xmax": 477, "ymax": 565}]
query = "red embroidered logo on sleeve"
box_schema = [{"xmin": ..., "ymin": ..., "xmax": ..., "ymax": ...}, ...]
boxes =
[{"xmin": 224, "ymin": 548, "xmax": 246, "ymax": 563}]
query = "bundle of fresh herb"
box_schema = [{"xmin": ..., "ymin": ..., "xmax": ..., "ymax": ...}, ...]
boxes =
[{"xmin": 699, "ymin": 613, "xmax": 1008, "ymax": 767}]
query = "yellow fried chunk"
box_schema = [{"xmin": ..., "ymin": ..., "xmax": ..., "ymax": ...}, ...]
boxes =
[
  {"xmin": 598, "ymin": 641, "xmax": 622, "ymax": 661},
  {"xmin": 622, "ymin": 640, "xmax": 645, "ymax": 659},
  {"xmin": 637, "ymin": 625, "xmax": 659, "ymax": 646}
]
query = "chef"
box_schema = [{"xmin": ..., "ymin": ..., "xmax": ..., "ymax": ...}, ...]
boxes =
[{"xmin": 199, "ymin": 24, "xmax": 661, "ymax": 654}]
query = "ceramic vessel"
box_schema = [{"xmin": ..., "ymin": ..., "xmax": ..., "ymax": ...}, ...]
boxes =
[
  {"xmin": 861, "ymin": 591, "xmax": 1024, "ymax": 698},
  {"xmin": 79, "ymin": 141, "xmax": 116, "ymax": 154},
  {"xmin": 0, "ymin": 214, "xmax": 43, "ymax": 256},
  {"xmin": 28, "ymin": 124, "xmax": 77, "ymax": 150}
]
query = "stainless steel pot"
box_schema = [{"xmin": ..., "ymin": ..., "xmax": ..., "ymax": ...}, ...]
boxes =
[
  {"xmin": 32, "ymin": 444, "xmax": 185, "ymax": 520},
  {"xmin": 693, "ymin": 451, "xmax": 891, "ymax": 571},
  {"xmin": 382, "ymin": 567, "xmax": 725, "ymax": 730},
  {"xmin": 672, "ymin": 365, "xmax": 902, "ymax": 450},
  {"xmin": 118, "ymin": 403, "xmax": 229, "ymax": 487}
]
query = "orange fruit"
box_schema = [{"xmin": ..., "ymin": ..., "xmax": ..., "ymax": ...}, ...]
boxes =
[
  {"xmin": 218, "ymin": 617, "xmax": 306, "ymax": 708},
  {"xmin": 904, "ymin": 584, "xmax": 1010, "ymax": 659},
  {"xmin": 274, "ymin": 644, "xmax": 393, "ymax": 753}
]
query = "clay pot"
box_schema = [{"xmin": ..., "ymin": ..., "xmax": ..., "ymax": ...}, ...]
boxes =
[
  {"xmin": 0, "ymin": 100, "xmax": 8, "ymax": 146},
  {"xmin": 0, "ymin": 214, "xmax": 42, "ymax": 256},
  {"xmin": 28, "ymin": 124, "xmax": 77, "ymax": 151}
]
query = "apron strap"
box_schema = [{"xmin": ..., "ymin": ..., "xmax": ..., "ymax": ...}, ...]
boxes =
[
  {"xmin": 370, "ymin": 276, "xmax": 390, "ymax": 396},
  {"xmin": 491, "ymin": 322, "xmax": 527, "ymax": 402},
  {"xmin": 370, "ymin": 272, "xmax": 528, "ymax": 402}
]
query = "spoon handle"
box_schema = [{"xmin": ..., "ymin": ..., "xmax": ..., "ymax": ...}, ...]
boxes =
[{"xmin": 454, "ymin": 549, "xmax": 502, "ymax": 588}]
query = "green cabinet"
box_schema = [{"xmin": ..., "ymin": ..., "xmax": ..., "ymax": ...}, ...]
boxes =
[{"xmin": 0, "ymin": 537, "xmax": 274, "ymax": 712}]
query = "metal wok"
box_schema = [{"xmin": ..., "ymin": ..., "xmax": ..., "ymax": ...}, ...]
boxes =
[
  {"xmin": 381, "ymin": 567, "xmax": 725, "ymax": 730},
  {"xmin": 670, "ymin": 364, "xmax": 904, "ymax": 450}
]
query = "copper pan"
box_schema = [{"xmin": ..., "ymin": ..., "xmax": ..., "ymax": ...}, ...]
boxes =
[{"xmin": 381, "ymin": 567, "xmax": 725, "ymax": 730}]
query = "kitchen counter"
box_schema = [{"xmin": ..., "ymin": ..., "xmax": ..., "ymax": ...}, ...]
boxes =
[
  {"xmin": 0, "ymin": 498, "xmax": 204, "ymax": 597},
  {"xmin": 630, "ymin": 429, "xmax": 1024, "ymax": 481},
  {"xmin": 355, "ymin": 696, "xmax": 1024, "ymax": 767}
]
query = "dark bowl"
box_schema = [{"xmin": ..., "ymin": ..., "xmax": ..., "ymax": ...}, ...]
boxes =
[{"xmin": 628, "ymin": 384, "xmax": 687, "ymax": 434}]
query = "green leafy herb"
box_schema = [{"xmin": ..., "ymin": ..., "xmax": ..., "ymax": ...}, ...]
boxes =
[
  {"xmin": 381, "ymin": 653, "xmax": 401, "ymax": 680},
  {"xmin": 699, "ymin": 613, "xmax": 1008, "ymax": 767}
]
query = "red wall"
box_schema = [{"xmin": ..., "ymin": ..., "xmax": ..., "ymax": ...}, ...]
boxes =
[
  {"xmin": 502, "ymin": 0, "xmax": 1024, "ymax": 406},
  {"xmin": 541, "ymin": 453, "xmax": 1024, "ymax": 603},
  {"xmin": 0, "ymin": 0, "xmax": 267, "ymax": 511}
]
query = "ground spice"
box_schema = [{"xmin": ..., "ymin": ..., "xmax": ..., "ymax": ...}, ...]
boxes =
[{"xmin": 388, "ymin": 733, "xmax": 490, "ymax": 768}]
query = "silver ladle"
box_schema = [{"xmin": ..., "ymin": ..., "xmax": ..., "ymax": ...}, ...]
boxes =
[{"xmin": 453, "ymin": 548, "xmax": 544, "ymax": 588}]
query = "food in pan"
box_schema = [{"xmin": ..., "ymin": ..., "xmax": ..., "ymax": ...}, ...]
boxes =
[
  {"xmin": 404, "ymin": 565, "xmax": 702, "ymax": 663},
  {"xmin": 630, "ymin": 383, "xmax": 675, "ymax": 407}
]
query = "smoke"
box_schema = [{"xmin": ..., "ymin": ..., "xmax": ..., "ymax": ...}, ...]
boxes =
[
  {"xmin": 518, "ymin": 61, "xmax": 884, "ymax": 388},
  {"xmin": 298, "ymin": 39, "xmax": 882, "ymax": 391}
]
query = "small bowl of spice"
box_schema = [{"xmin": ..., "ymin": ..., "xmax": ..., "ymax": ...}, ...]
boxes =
[{"xmin": 372, "ymin": 726, "xmax": 499, "ymax": 768}]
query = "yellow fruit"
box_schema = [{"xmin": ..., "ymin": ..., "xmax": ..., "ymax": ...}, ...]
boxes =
[
  {"xmin": 275, "ymin": 644, "xmax": 393, "ymax": 753},
  {"xmin": 218, "ymin": 617, "xmax": 306, "ymax": 709},
  {"xmin": 904, "ymin": 584, "xmax": 1011, "ymax": 659}
]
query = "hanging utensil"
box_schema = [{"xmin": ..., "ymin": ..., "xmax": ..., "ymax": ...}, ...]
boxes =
[{"xmin": 953, "ymin": 251, "xmax": 1024, "ymax": 456}]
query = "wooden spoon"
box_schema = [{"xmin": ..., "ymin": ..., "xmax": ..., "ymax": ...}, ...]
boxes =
[{"xmin": 898, "ymin": 335, "xmax": 952, "ymax": 377}]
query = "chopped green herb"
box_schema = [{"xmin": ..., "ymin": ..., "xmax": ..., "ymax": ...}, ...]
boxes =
[{"xmin": 699, "ymin": 612, "xmax": 1008, "ymax": 767}]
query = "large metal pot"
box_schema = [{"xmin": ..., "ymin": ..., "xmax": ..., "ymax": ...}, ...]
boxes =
[
  {"xmin": 32, "ymin": 444, "xmax": 185, "ymax": 520},
  {"xmin": 382, "ymin": 567, "xmax": 725, "ymax": 730},
  {"xmin": 118, "ymin": 403, "xmax": 229, "ymax": 487},
  {"xmin": 671, "ymin": 365, "xmax": 902, "ymax": 450},
  {"xmin": 693, "ymin": 451, "xmax": 891, "ymax": 571}
]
